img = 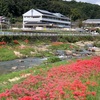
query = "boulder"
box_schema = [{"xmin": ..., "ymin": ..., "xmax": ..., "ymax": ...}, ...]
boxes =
[
  {"xmin": 19, "ymin": 60, "xmax": 24, "ymax": 62},
  {"xmin": 30, "ymin": 51, "xmax": 35, "ymax": 55},
  {"xmin": 88, "ymin": 47, "xmax": 100, "ymax": 52},
  {"xmin": 19, "ymin": 44, "xmax": 26, "ymax": 49},
  {"xmin": 65, "ymin": 50, "xmax": 73, "ymax": 55},
  {"xmin": 75, "ymin": 41, "xmax": 85, "ymax": 47},
  {"xmin": 12, "ymin": 66, "xmax": 17, "ymax": 70},
  {"xmin": 72, "ymin": 53, "xmax": 80, "ymax": 57},
  {"xmin": 14, "ymin": 51, "xmax": 23, "ymax": 58},
  {"xmin": 95, "ymin": 52, "xmax": 100, "ymax": 56}
]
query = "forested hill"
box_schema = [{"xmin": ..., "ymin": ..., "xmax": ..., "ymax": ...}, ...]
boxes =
[{"xmin": 1, "ymin": 0, "xmax": 100, "ymax": 21}]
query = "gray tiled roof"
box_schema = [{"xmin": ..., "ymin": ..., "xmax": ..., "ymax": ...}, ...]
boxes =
[
  {"xmin": 36, "ymin": 9, "xmax": 69, "ymax": 19},
  {"xmin": 83, "ymin": 19, "xmax": 100, "ymax": 24}
]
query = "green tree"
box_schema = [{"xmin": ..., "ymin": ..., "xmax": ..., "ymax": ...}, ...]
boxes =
[{"xmin": 71, "ymin": 8, "xmax": 81, "ymax": 21}]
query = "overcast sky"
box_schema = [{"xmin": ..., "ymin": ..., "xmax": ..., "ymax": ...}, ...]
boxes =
[{"xmin": 66, "ymin": 0, "xmax": 100, "ymax": 5}]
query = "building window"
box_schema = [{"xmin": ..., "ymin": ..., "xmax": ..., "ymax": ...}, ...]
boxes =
[{"xmin": 24, "ymin": 16, "xmax": 40, "ymax": 18}]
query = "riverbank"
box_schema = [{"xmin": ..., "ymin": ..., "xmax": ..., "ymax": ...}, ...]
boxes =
[
  {"xmin": 0, "ymin": 56, "xmax": 91, "ymax": 93},
  {"xmin": 0, "ymin": 59, "xmax": 73, "ymax": 93},
  {"xmin": 0, "ymin": 40, "xmax": 100, "ymax": 74},
  {"xmin": 0, "ymin": 40, "xmax": 100, "ymax": 75},
  {"xmin": 0, "ymin": 40, "xmax": 100, "ymax": 61}
]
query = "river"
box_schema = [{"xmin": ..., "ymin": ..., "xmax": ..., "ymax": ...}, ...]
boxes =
[{"xmin": 0, "ymin": 57, "xmax": 47, "ymax": 75}]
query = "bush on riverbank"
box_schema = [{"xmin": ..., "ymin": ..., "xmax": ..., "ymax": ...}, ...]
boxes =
[
  {"xmin": 46, "ymin": 57, "xmax": 61, "ymax": 63},
  {"xmin": 0, "ymin": 35, "xmax": 100, "ymax": 43},
  {"xmin": 93, "ymin": 41, "xmax": 100, "ymax": 47}
]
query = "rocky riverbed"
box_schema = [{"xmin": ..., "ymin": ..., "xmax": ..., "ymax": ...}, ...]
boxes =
[{"xmin": 0, "ymin": 41, "xmax": 100, "ymax": 75}]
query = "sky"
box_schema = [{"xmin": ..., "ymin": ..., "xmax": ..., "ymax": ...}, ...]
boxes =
[{"xmin": 65, "ymin": 0, "xmax": 100, "ymax": 5}]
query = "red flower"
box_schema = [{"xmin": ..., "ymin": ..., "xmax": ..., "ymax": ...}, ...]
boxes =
[
  {"xmin": 0, "ymin": 56, "xmax": 100, "ymax": 99},
  {"xmin": 0, "ymin": 41, "xmax": 6, "ymax": 45},
  {"xmin": 91, "ymin": 91, "xmax": 96, "ymax": 96},
  {"xmin": 24, "ymin": 39, "xmax": 29, "ymax": 44},
  {"xmin": 19, "ymin": 96, "xmax": 32, "ymax": 100},
  {"xmin": 13, "ymin": 40, "xmax": 19, "ymax": 44},
  {"xmin": 51, "ymin": 42, "xmax": 63, "ymax": 46}
]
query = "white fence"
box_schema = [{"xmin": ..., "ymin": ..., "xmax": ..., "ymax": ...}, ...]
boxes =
[{"xmin": 0, "ymin": 32, "xmax": 100, "ymax": 36}]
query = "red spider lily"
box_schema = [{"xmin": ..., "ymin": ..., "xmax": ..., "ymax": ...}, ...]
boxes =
[
  {"xmin": 0, "ymin": 41, "xmax": 6, "ymax": 45},
  {"xmin": 70, "ymin": 45, "xmax": 73, "ymax": 49},
  {"xmin": 0, "ymin": 56, "xmax": 100, "ymax": 100},
  {"xmin": 13, "ymin": 40, "xmax": 19, "ymax": 44},
  {"xmin": 0, "ymin": 93, "xmax": 6, "ymax": 98},
  {"xmin": 24, "ymin": 39, "xmax": 29, "ymax": 44},
  {"xmin": 19, "ymin": 96, "xmax": 32, "ymax": 100},
  {"xmin": 51, "ymin": 42, "xmax": 63, "ymax": 46},
  {"xmin": 91, "ymin": 91, "xmax": 96, "ymax": 96}
]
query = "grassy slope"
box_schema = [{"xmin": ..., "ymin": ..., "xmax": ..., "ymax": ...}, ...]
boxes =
[
  {"xmin": 0, "ymin": 59, "xmax": 75, "ymax": 93},
  {"xmin": 0, "ymin": 56, "xmax": 91, "ymax": 93}
]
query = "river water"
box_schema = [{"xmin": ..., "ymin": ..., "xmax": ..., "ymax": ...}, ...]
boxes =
[
  {"xmin": 0, "ymin": 57, "xmax": 47, "ymax": 75},
  {"xmin": 0, "ymin": 48, "xmax": 94, "ymax": 75}
]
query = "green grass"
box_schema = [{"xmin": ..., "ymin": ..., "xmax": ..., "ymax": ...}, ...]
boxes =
[
  {"xmin": 34, "ymin": 51, "xmax": 54, "ymax": 57},
  {"xmin": 0, "ymin": 45, "xmax": 35, "ymax": 61},
  {"xmin": 0, "ymin": 47, "xmax": 17, "ymax": 61},
  {"xmin": 18, "ymin": 47, "xmax": 35, "ymax": 56},
  {"xmin": 50, "ymin": 43, "xmax": 78, "ymax": 50}
]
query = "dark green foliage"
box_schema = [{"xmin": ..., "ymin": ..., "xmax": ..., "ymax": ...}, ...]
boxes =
[
  {"xmin": 46, "ymin": 57, "xmax": 61, "ymax": 63},
  {"xmin": 93, "ymin": 41, "xmax": 100, "ymax": 47},
  {"xmin": 0, "ymin": 35, "xmax": 100, "ymax": 43},
  {"xmin": 1, "ymin": 0, "xmax": 100, "ymax": 21}
]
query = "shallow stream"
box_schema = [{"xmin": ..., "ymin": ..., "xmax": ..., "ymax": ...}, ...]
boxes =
[{"xmin": 0, "ymin": 57, "xmax": 46, "ymax": 75}]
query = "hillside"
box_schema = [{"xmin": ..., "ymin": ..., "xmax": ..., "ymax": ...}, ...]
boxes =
[{"xmin": 1, "ymin": 0, "xmax": 100, "ymax": 21}]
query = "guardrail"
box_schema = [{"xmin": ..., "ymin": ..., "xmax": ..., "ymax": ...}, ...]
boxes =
[{"xmin": 0, "ymin": 32, "xmax": 100, "ymax": 36}]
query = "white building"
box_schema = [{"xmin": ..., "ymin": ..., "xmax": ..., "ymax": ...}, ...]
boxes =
[
  {"xmin": 23, "ymin": 9, "xmax": 71, "ymax": 29},
  {"xmin": 0, "ymin": 16, "xmax": 9, "ymax": 25},
  {"xmin": 0, "ymin": 16, "xmax": 10, "ymax": 29},
  {"xmin": 83, "ymin": 19, "xmax": 100, "ymax": 28}
]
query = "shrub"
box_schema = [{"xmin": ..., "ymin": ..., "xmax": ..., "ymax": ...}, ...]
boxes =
[
  {"xmin": 93, "ymin": 41, "xmax": 100, "ymax": 47},
  {"xmin": 46, "ymin": 57, "xmax": 61, "ymax": 63}
]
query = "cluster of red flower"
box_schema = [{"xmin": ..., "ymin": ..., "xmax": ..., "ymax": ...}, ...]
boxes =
[
  {"xmin": 0, "ymin": 56, "xmax": 100, "ymax": 100},
  {"xmin": 13, "ymin": 40, "xmax": 19, "ymax": 44},
  {"xmin": 51, "ymin": 42, "xmax": 63, "ymax": 46},
  {"xmin": 13, "ymin": 39, "xmax": 29, "ymax": 44},
  {"xmin": 0, "ymin": 41, "xmax": 6, "ymax": 45},
  {"xmin": 24, "ymin": 39, "xmax": 29, "ymax": 44}
]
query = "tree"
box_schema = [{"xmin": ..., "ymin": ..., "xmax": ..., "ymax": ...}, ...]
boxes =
[{"xmin": 71, "ymin": 8, "xmax": 81, "ymax": 21}]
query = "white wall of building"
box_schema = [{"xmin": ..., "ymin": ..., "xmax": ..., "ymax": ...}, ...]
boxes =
[
  {"xmin": 23, "ymin": 9, "xmax": 42, "ymax": 16},
  {"xmin": 23, "ymin": 9, "xmax": 71, "ymax": 29}
]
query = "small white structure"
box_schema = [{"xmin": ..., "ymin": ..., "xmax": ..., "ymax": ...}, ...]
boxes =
[
  {"xmin": 23, "ymin": 9, "xmax": 71, "ymax": 29},
  {"xmin": 0, "ymin": 16, "xmax": 9, "ymax": 25},
  {"xmin": 0, "ymin": 16, "xmax": 10, "ymax": 29}
]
